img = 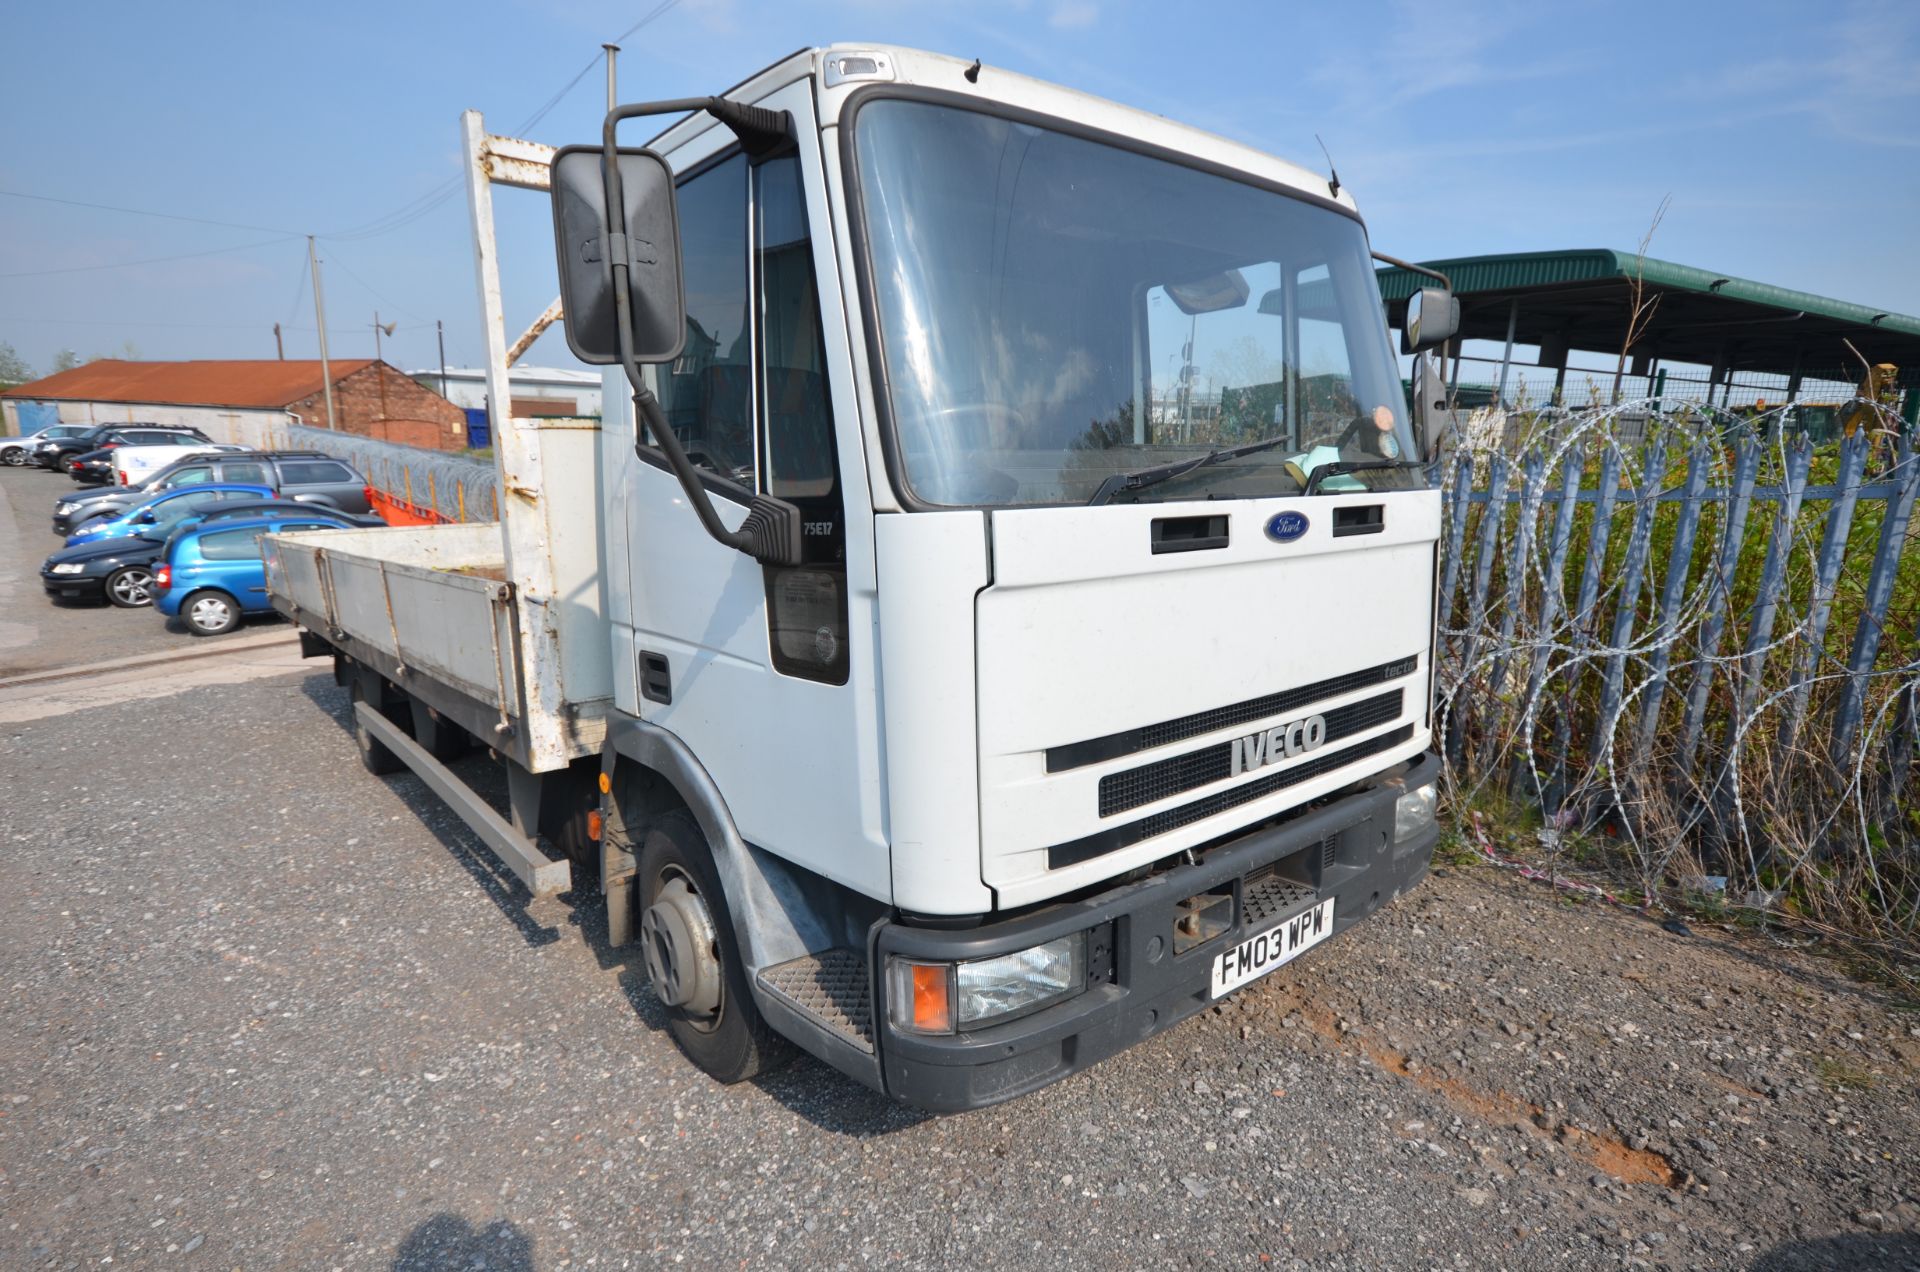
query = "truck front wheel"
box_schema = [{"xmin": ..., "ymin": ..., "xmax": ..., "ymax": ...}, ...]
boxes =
[{"xmin": 637, "ymin": 810, "xmax": 793, "ymax": 1084}]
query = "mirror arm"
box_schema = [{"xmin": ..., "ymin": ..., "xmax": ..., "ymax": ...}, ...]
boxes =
[
  {"xmin": 1371, "ymin": 251, "xmax": 1452, "ymax": 293},
  {"xmin": 624, "ymin": 378, "xmax": 802, "ymax": 566},
  {"xmin": 601, "ymin": 98, "xmax": 802, "ymax": 568}
]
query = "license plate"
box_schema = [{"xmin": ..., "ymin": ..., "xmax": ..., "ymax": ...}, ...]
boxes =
[{"xmin": 1210, "ymin": 897, "xmax": 1335, "ymax": 997}]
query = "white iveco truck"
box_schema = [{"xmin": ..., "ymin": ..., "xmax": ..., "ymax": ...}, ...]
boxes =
[{"xmin": 267, "ymin": 45, "xmax": 1459, "ymax": 1111}]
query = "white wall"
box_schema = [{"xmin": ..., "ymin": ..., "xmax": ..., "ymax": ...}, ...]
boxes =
[
  {"xmin": 423, "ymin": 371, "xmax": 603, "ymax": 417},
  {"xmin": 44, "ymin": 402, "xmax": 295, "ymax": 449}
]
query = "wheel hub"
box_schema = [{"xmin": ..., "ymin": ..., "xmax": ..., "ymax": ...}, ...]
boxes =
[
  {"xmin": 112, "ymin": 571, "xmax": 152, "ymax": 604},
  {"xmin": 640, "ymin": 873, "xmax": 722, "ymax": 1023},
  {"xmin": 190, "ymin": 596, "xmax": 230, "ymax": 628}
]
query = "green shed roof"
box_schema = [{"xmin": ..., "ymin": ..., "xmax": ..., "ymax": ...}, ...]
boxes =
[{"xmin": 1375, "ymin": 249, "xmax": 1920, "ymax": 378}]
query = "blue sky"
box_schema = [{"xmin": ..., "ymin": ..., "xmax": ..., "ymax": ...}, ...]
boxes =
[{"xmin": 2, "ymin": 0, "xmax": 1915, "ymax": 379}]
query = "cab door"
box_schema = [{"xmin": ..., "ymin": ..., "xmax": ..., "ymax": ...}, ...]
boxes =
[{"xmin": 612, "ymin": 77, "xmax": 887, "ymax": 900}]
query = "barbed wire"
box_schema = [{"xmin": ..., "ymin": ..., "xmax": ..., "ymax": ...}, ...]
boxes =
[{"xmin": 1431, "ymin": 394, "xmax": 1918, "ymax": 956}]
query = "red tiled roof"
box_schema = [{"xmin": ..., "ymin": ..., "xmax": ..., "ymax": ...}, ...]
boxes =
[{"xmin": 0, "ymin": 359, "xmax": 379, "ymax": 408}]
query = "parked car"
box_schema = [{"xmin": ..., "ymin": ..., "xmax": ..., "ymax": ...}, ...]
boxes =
[
  {"xmin": 64, "ymin": 447, "xmax": 120, "ymax": 484},
  {"xmin": 42, "ymin": 503, "xmax": 371, "ymax": 608},
  {"xmin": 51, "ymin": 449, "xmax": 379, "ymax": 533},
  {"xmin": 36, "ymin": 425, "xmax": 210, "ymax": 471},
  {"xmin": 41, "ymin": 533, "xmax": 176, "ymax": 608},
  {"xmin": 63, "ymin": 483, "xmax": 276, "ymax": 547},
  {"xmin": 2, "ymin": 424, "xmax": 93, "ymax": 466},
  {"xmin": 156, "ymin": 514, "xmax": 357, "ymax": 635},
  {"xmin": 177, "ymin": 498, "xmax": 383, "ymax": 531},
  {"xmin": 33, "ymin": 425, "xmax": 119, "ymax": 469},
  {"xmin": 111, "ymin": 441, "xmax": 248, "ymax": 488}
]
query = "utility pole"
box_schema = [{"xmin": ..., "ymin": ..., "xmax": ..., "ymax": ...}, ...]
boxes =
[
  {"xmin": 436, "ymin": 319, "xmax": 448, "ymax": 398},
  {"xmin": 604, "ymin": 43, "xmax": 620, "ymax": 109},
  {"xmin": 273, "ymin": 322, "xmax": 284, "ymax": 360},
  {"xmin": 308, "ymin": 235, "xmax": 337, "ymax": 430}
]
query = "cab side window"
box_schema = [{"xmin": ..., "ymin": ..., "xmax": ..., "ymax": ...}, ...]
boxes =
[
  {"xmin": 755, "ymin": 152, "xmax": 847, "ymax": 685},
  {"xmin": 656, "ymin": 154, "xmax": 753, "ymax": 486}
]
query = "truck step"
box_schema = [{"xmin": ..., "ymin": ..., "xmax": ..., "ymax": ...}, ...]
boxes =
[
  {"xmin": 757, "ymin": 950, "xmax": 873, "ymax": 1053},
  {"xmin": 1242, "ymin": 868, "xmax": 1319, "ymax": 929}
]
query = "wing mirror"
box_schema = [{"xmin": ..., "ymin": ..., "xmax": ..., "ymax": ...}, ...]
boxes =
[
  {"xmin": 546, "ymin": 99, "xmax": 802, "ymax": 568},
  {"xmin": 1402, "ymin": 286, "xmax": 1459, "ymax": 354},
  {"xmin": 549, "ymin": 145, "xmax": 686, "ymax": 365}
]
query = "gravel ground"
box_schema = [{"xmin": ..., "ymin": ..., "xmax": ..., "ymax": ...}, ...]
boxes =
[
  {"xmin": 0, "ymin": 465, "xmax": 190, "ymax": 676},
  {"xmin": 2, "ymin": 667, "xmax": 1916, "ymax": 1270}
]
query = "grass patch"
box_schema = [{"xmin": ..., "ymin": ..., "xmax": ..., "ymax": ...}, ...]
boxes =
[{"xmin": 1814, "ymin": 1056, "xmax": 1877, "ymax": 1092}]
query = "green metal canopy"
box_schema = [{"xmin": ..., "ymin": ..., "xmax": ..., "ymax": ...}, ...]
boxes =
[{"xmin": 1375, "ymin": 249, "xmax": 1920, "ymax": 383}]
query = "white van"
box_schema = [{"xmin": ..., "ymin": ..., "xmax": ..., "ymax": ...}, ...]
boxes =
[{"xmin": 113, "ymin": 442, "xmax": 248, "ymax": 487}]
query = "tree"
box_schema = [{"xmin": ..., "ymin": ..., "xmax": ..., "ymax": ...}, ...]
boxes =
[
  {"xmin": 88, "ymin": 340, "xmax": 141, "ymax": 363},
  {"xmin": 0, "ymin": 342, "xmax": 32, "ymax": 386},
  {"xmin": 50, "ymin": 349, "xmax": 82, "ymax": 374}
]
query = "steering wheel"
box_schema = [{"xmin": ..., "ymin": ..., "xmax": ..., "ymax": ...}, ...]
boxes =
[{"xmin": 1334, "ymin": 405, "xmax": 1399, "ymax": 457}]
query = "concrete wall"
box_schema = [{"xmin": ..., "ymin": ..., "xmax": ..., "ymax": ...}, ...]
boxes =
[
  {"xmin": 429, "ymin": 372, "xmax": 603, "ymax": 417},
  {"xmin": 23, "ymin": 401, "xmax": 294, "ymax": 448}
]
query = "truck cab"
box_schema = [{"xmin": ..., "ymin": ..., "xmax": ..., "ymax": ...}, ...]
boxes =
[{"xmin": 272, "ymin": 44, "xmax": 1450, "ymax": 1112}]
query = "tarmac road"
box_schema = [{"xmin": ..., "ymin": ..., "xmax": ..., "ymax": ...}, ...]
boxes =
[
  {"xmin": 0, "ymin": 465, "xmax": 202, "ymax": 676},
  {"xmin": 1, "ymin": 648, "xmax": 1916, "ymax": 1267}
]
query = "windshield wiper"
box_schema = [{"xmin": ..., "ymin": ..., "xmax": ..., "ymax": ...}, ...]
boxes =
[
  {"xmin": 1086, "ymin": 436, "xmax": 1296, "ymax": 506},
  {"xmin": 1303, "ymin": 459, "xmax": 1426, "ymax": 495}
]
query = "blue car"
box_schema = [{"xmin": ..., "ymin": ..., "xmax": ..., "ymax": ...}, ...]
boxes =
[
  {"xmin": 64, "ymin": 483, "xmax": 276, "ymax": 546},
  {"xmin": 154, "ymin": 514, "xmax": 352, "ymax": 636}
]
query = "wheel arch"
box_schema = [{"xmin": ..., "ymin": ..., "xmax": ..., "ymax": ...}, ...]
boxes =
[{"xmin": 602, "ymin": 716, "xmax": 859, "ymax": 976}]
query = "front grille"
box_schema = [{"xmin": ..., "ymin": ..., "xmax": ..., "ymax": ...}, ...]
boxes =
[
  {"xmin": 1046, "ymin": 654, "xmax": 1417, "ymax": 773},
  {"xmin": 1047, "ymin": 723, "xmax": 1416, "ymax": 871},
  {"xmin": 1098, "ymin": 690, "xmax": 1403, "ymax": 816}
]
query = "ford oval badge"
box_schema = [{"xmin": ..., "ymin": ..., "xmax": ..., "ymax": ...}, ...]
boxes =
[{"xmin": 1265, "ymin": 510, "xmax": 1310, "ymax": 543}]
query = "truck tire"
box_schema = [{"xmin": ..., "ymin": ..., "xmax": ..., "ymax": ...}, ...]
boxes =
[
  {"xmin": 349, "ymin": 679, "xmax": 403, "ymax": 776},
  {"xmin": 637, "ymin": 810, "xmax": 794, "ymax": 1084},
  {"xmin": 409, "ymin": 700, "xmax": 468, "ymax": 763}
]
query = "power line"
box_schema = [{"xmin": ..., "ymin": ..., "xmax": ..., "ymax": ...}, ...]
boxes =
[
  {"xmin": 316, "ymin": 241, "xmax": 428, "ymax": 321},
  {"xmin": 0, "ymin": 235, "xmax": 301, "ymax": 279},
  {"xmin": 322, "ymin": 0, "xmax": 683, "ymax": 243},
  {"xmin": 0, "ymin": 314, "xmax": 307, "ymax": 331},
  {"xmin": 0, "ymin": 189, "xmax": 300, "ymax": 236},
  {"xmin": 1, "ymin": 4, "xmax": 688, "ymax": 301},
  {"xmin": 283, "ymin": 248, "xmax": 310, "ymax": 324}
]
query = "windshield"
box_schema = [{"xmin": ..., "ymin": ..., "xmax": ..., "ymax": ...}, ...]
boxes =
[{"xmin": 851, "ymin": 98, "xmax": 1419, "ymax": 507}]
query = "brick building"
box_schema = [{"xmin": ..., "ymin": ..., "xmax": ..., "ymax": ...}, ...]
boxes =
[{"xmin": 1, "ymin": 358, "xmax": 468, "ymax": 452}]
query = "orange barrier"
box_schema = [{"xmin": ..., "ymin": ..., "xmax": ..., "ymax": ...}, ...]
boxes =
[{"xmin": 367, "ymin": 489, "xmax": 452, "ymax": 527}]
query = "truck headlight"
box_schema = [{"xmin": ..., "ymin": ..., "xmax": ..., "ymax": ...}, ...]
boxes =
[
  {"xmin": 887, "ymin": 933, "xmax": 1086, "ymax": 1035},
  {"xmin": 1394, "ymin": 782, "xmax": 1438, "ymax": 843},
  {"xmin": 50, "ymin": 562, "xmax": 85, "ymax": 575}
]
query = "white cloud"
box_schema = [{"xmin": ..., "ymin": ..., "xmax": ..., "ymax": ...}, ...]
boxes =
[{"xmin": 1049, "ymin": 1, "xmax": 1098, "ymax": 31}]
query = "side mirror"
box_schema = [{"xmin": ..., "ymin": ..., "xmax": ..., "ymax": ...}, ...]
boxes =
[
  {"xmin": 549, "ymin": 145, "xmax": 686, "ymax": 365},
  {"xmin": 1402, "ymin": 286, "xmax": 1459, "ymax": 354}
]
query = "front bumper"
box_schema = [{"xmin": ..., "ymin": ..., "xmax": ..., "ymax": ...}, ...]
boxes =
[
  {"xmin": 41, "ymin": 574, "xmax": 105, "ymax": 601},
  {"xmin": 875, "ymin": 751, "xmax": 1440, "ymax": 1112}
]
